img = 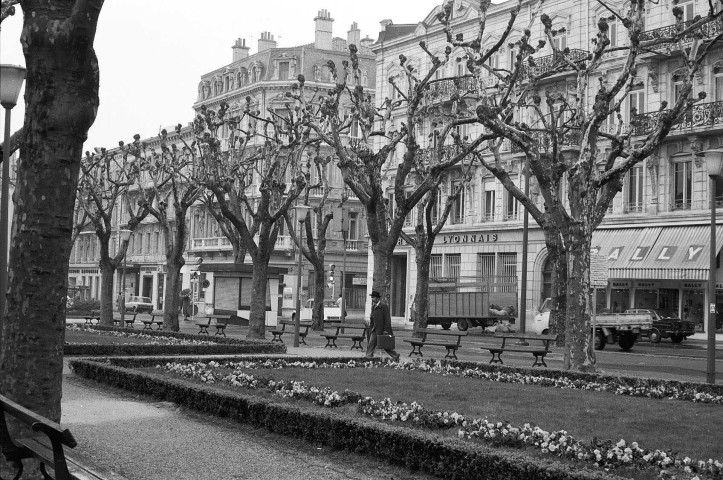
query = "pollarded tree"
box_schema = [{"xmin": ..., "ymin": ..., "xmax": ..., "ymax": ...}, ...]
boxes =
[
  {"xmin": 76, "ymin": 149, "xmax": 150, "ymax": 325},
  {"xmin": 295, "ymin": 41, "xmax": 493, "ymax": 303},
  {"xmin": 437, "ymin": 0, "xmax": 723, "ymax": 370},
  {"xmin": 122, "ymin": 130, "xmax": 204, "ymax": 332},
  {"xmin": 195, "ymin": 101, "xmax": 309, "ymax": 339},
  {"xmin": 199, "ymin": 192, "xmax": 249, "ymax": 265},
  {"xmin": 0, "ymin": 0, "xmax": 104, "ymax": 426}
]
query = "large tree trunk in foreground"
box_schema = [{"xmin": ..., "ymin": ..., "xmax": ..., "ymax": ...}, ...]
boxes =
[
  {"xmin": 99, "ymin": 260, "xmax": 116, "ymax": 326},
  {"xmin": 163, "ymin": 262, "xmax": 182, "ymax": 332},
  {"xmin": 248, "ymin": 258, "xmax": 270, "ymax": 339},
  {"xmin": 311, "ymin": 258, "xmax": 325, "ymax": 331},
  {"xmin": 410, "ymin": 241, "xmax": 432, "ymax": 334},
  {"xmin": 0, "ymin": 0, "xmax": 103, "ymax": 424},
  {"xmin": 564, "ymin": 236, "xmax": 596, "ymax": 372}
]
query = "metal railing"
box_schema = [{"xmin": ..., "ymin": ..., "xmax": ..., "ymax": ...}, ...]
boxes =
[
  {"xmin": 510, "ymin": 129, "xmax": 582, "ymax": 153},
  {"xmin": 640, "ymin": 16, "xmax": 723, "ymax": 47},
  {"xmin": 520, "ymin": 49, "xmax": 589, "ymax": 80},
  {"xmin": 424, "ymin": 75, "xmax": 480, "ymax": 104},
  {"xmin": 631, "ymin": 100, "xmax": 723, "ymax": 136}
]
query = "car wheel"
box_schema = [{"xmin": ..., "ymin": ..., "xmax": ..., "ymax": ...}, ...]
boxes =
[
  {"xmin": 618, "ymin": 332, "xmax": 636, "ymax": 351},
  {"xmin": 648, "ymin": 328, "xmax": 662, "ymax": 344},
  {"xmin": 541, "ymin": 329, "xmax": 549, "ymax": 335},
  {"xmin": 670, "ymin": 333, "xmax": 684, "ymax": 344},
  {"xmin": 594, "ymin": 331, "xmax": 606, "ymax": 350},
  {"xmin": 457, "ymin": 319, "xmax": 469, "ymax": 331},
  {"xmin": 440, "ymin": 321, "xmax": 452, "ymax": 330}
]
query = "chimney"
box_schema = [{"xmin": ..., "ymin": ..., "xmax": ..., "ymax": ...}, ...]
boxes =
[
  {"xmin": 314, "ymin": 9, "xmax": 334, "ymax": 50},
  {"xmin": 360, "ymin": 35, "xmax": 374, "ymax": 50},
  {"xmin": 258, "ymin": 31, "xmax": 277, "ymax": 52},
  {"xmin": 347, "ymin": 22, "xmax": 361, "ymax": 48},
  {"xmin": 232, "ymin": 38, "xmax": 250, "ymax": 62}
]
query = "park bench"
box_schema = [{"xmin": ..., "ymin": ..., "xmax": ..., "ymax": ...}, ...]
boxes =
[
  {"xmin": 487, "ymin": 333, "xmax": 559, "ymax": 367},
  {"xmin": 403, "ymin": 327, "xmax": 468, "ymax": 360},
  {"xmin": 83, "ymin": 311, "xmax": 99, "ymax": 325},
  {"xmin": 113, "ymin": 310, "xmax": 138, "ymax": 328},
  {"xmin": 196, "ymin": 314, "xmax": 231, "ymax": 336},
  {"xmin": 0, "ymin": 393, "xmax": 128, "ymax": 480},
  {"xmin": 141, "ymin": 311, "xmax": 164, "ymax": 331},
  {"xmin": 270, "ymin": 319, "xmax": 312, "ymax": 344},
  {"xmin": 320, "ymin": 320, "xmax": 368, "ymax": 350}
]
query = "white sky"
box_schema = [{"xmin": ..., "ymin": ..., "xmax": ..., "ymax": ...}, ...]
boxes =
[{"xmin": 0, "ymin": 0, "xmax": 443, "ymax": 152}]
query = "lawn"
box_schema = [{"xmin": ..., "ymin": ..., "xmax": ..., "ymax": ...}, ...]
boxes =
[{"xmin": 153, "ymin": 360, "xmax": 723, "ymax": 467}]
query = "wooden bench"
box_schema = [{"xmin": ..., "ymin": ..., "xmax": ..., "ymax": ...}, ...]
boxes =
[
  {"xmin": 487, "ymin": 333, "xmax": 558, "ymax": 367},
  {"xmin": 0, "ymin": 393, "xmax": 128, "ymax": 480},
  {"xmin": 113, "ymin": 310, "xmax": 138, "ymax": 328},
  {"xmin": 196, "ymin": 314, "xmax": 231, "ymax": 336},
  {"xmin": 141, "ymin": 311, "xmax": 164, "ymax": 330},
  {"xmin": 403, "ymin": 328, "xmax": 468, "ymax": 360},
  {"xmin": 83, "ymin": 311, "xmax": 99, "ymax": 325},
  {"xmin": 320, "ymin": 321, "xmax": 368, "ymax": 350},
  {"xmin": 270, "ymin": 319, "xmax": 312, "ymax": 344}
]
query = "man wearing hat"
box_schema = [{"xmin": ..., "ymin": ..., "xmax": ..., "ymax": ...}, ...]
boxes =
[{"xmin": 366, "ymin": 290, "xmax": 400, "ymax": 361}]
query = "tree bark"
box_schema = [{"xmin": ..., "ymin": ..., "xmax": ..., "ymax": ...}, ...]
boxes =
[
  {"xmin": 99, "ymin": 258, "xmax": 116, "ymax": 326},
  {"xmin": 410, "ymin": 243, "xmax": 431, "ymax": 333},
  {"xmin": 0, "ymin": 0, "xmax": 103, "ymax": 422},
  {"xmin": 564, "ymin": 236, "xmax": 596, "ymax": 371},
  {"xmin": 163, "ymin": 261, "xmax": 182, "ymax": 332},
  {"xmin": 248, "ymin": 256, "xmax": 270, "ymax": 338}
]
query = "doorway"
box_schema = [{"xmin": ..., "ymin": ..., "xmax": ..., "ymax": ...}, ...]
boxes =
[{"xmin": 390, "ymin": 255, "xmax": 407, "ymax": 317}]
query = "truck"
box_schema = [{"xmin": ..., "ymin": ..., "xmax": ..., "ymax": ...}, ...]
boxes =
[
  {"xmin": 291, "ymin": 299, "xmax": 342, "ymax": 323},
  {"xmin": 427, "ymin": 277, "xmax": 518, "ymax": 331},
  {"xmin": 529, "ymin": 298, "xmax": 653, "ymax": 351}
]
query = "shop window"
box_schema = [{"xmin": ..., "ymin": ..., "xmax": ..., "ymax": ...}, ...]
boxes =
[
  {"xmin": 683, "ymin": 290, "xmax": 705, "ymax": 332},
  {"xmin": 610, "ymin": 289, "xmax": 630, "ymax": 312},
  {"xmin": 673, "ymin": 158, "xmax": 692, "ymax": 210}
]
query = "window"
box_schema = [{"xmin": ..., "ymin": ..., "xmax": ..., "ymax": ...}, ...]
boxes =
[
  {"xmin": 347, "ymin": 212, "xmax": 359, "ymax": 240},
  {"xmin": 350, "ymin": 117, "xmax": 360, "ymax": 138},
  {"xmin": 715, "ymin": 67, "xmax": 723, "ymax": 102},
  {"xmin": 155, "ymin": 231, "xmax": 160, "ymax": 253},
  {"xmin": 505, "ymin": 188, "xmax": 519, "ymax": 221},
  {"xmin": 508, "ymin": 46, "xmax": 519, "ymax": 70},
  {"xmin": 278, "ymin": 61, "xmax": 289, "ymax": 80},
  {"xmin": 673, "ymin": 158, "xmax": 692, "ymax": 210},
  {"xmin": 145, "ymin": 232, "xmax": 151, "ymax": 254},
  {"xmin": 456, "ymin": 61, "xmax": 465, "ymax": 77},
  {"xmin": 446, "ymin": 254, "xmax": 461, "ymax": 280},
  {"xmin": 487, "ymin": 51, "xmax": 499, "ymax": 73},
  {"xmin": 483, "ymin": 188, "xmax": 495, "ymax": 222},
  {"xmin": 551, "ymin": 30, "xmax": 567, "ymax": 51},
  {"xmin": 626, "ymin": 165, "xmax": 644, "ymax": 213},
  {"xmin": 608, "ymin": 19, "xmax": 619, "ymax": 47},
  {"xmin": 451, "ymin": 180, "xmax": 465, "ymax": 224},
  {"xmin": 499, "ymin": 253, "xmax": 518, "ymax": 281},
  {"xmin": 679, "ymin": 0, "xmax": 695, "ymax": 21},
  {"xmin": 430, "ymin": 254, "xmax": 443, "ymax": 279},
  {"xmin": 672, "ymin": 73, "xmax": 691, "ymax": 104},
  {"xmin": 477, "ymin": 253, "xmax": 495, "ymax": 279},
  {"xmin": 628, "ymin": 83, "xmax": 644, "ymax": 121},
  {"xmin": 387, "ymin": 193, "xmax": 395, "ymax": 218},
  {"xmin": 430, "ymin": 188, "xmax": 442, "ymax": 224}
]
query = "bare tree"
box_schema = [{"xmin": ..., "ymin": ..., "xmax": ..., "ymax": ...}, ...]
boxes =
[
  {"xmin": 76, "ymin": 149, "xmax": 150, "ymax": 325},
  {"xmin": 0, "ymin": 0, "xmax": 104, "ymax": 428},
  {"xmin": 434, "ymin": 0, "xmax": 723, "ymax": 370},
  {"xmin": 195, "ymin": 101, "xmax": 309, "ymax": 339}
]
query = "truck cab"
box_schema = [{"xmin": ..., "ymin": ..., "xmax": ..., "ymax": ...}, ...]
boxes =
[
  {"xmin": 291, "ymin": 299, "xmax": 341, "ymax": 323},
  {"xmin": 529, "ymin": 298, "xmax": 552, "ymax": 335}
]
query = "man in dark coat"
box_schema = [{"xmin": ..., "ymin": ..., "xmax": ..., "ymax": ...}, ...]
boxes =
[{"xmin": 365, "ymin": 290, "xmax": 400, "ymax": 361}]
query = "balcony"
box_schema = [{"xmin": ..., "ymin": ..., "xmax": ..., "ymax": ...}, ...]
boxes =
[
  {"xmin": 192, "ymin": 236, "xmax": 232, "ymax": 251},
  {"xmin": 414, "ymin": 144, "xmax": 472, "ymax": 163},
  {"xmin": 521, "ymin": 49, "xmax": 589, "ymax": 81},
  {"xmin": 631, "ymin": 100, "xmax": 723, "ymax": 136},
  {"xmin": 424, "ymin": 75, "xmax": 480, "ymax": 104},
  {"xmin": 639, "ymin": 17, "xmax": 723, "ymax": 50},
  {"xmin": 510, "ymin": 129, "xmax": 582, "ymax": 154}
]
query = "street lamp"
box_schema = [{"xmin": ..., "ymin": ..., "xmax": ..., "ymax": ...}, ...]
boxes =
[
  {"xmin": 700, "ymin": 149, "xmax": 723, "ymax": 384},
  {"xmin": 118, "ymin": 228, "xmax": 132, "ymax": 326},
  {"xmin": 0, "ymin": 65, "xmax": 26, "ymax": 319},
  {"xmin": 293, "ymin": 204, "xmax": 311, "ymax": 347}
]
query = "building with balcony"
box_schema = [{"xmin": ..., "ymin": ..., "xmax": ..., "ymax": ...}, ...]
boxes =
[
  {"xmin": 191, "ymin": 9, "xmax": 376, "ymax": 320},
  {"xmin": 371, "ymin": 0, "xmax": 723, "ymax": 334}
]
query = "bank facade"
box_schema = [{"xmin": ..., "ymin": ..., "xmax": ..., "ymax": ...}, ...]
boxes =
[{"xmin": 371, "ymin": 0, "xmax": 723, "ymax": 333}]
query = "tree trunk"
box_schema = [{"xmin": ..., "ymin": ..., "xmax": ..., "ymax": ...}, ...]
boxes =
[
  {"xmin": 311, "ymin": 259, "xmax": 325, "ymax": 331},
  {"xmin": 410, "ymin": 241, "xmax": 432, "ymax": 334},
  {"xmin": 545, "ymin": 232, "xmax": 567, "ymax": 347},
  {"xmin": 163, "ymin": 262, "xmax": 181, "ymax": 332},
  {"xmin": 564, "ymin": 239, "xmax": 596, "ymax": 372},
  {"xmin": 99, "ymin": 261, "xmax": 116, "ymax": 326},
  {"xmin": 248, "ymin": 258, "xmax": 270, "ymax": 339},
  {"xmin": 0, "ymin": 0, "xmax": 102, "ymax": 422}
]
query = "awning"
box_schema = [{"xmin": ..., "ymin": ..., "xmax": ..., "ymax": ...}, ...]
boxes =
[{"xmin": 592, "ymin": 225, "xmax": 723, "ymax": 281}]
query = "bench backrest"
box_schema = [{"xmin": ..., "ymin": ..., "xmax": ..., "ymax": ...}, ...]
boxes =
[
  {"xmin": 495, "ymin": 332, "xmax": 558, "ymax": 341},
  {"xmin": 280, "ymin": 319, "xmax": 311, "ymax": 327},
  {"xmin": 0, "ymin": 394, "xmax": 76, "ymax": 448},
  {"xmin": 415, "ymin": 328, "xmax": 468, "ymax": 337}
]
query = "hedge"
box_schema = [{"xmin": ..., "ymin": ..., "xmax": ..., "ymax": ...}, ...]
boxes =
[
  {"xmin": 63, "ymin": 343, "xmax": 285, "ymax": 356},
  {"xmin": 69, "ymin": 357, "xmax": 627, "ymax": 480}
]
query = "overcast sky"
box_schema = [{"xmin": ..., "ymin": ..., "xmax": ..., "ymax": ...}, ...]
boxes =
[{"xmin": 0, "ymin": 0, "xmax": 443, "ymax": 152}]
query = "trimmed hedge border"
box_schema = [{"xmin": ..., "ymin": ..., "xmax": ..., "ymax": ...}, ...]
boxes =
[
  {"xmin": 69, "ymin": 357, "xmax": 626, "ymax": 480},
  {"xmin": 71, "ymin": 325, "xmax": 250, "ymax": 344},
  {"xmin": 63, "ymin": 343, "xmax": 285, "ymax": 356}
]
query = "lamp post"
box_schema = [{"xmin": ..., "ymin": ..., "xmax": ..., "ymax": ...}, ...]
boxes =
[
  {"xmin": 700, "ymin": 149, "xmax": 723, "ymax": 384},
  {"xmin": 118, "ymin": 228, "xmax": 132, "ymax": 326},
  {"xmin": 0, "ymin": 65, "xmax": 26, "ymax": 319},
  {"xmin": 293, "ymin": 204, "xmax": 310, "ymax": 347},
  {"xmin": 519, "ymin": 159, "xmax": 530, "ymax": 340}
]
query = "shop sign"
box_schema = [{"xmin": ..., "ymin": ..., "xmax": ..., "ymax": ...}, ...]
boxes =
[
  {"xmin": 716, "ymin": 282, "xmax": 723, "ymax": 291},
  {"xmin": 682, "ymin": 282, "xmax": 705, "ymax": 290},
  {"xmin": 283, "ymin": 287, "xmax": 293, "ymax": 300},
  {"xmin": 634, "ymin": 281, "xmax": 659, "ymax": 289},
  {"xmin": 590, "ymin": 254, "xmax": 608, "ymax": 288},
  {"xmin": 441, "ymin": 233, "xmax": 499, "ymax": 244},
  {"xmin": 611, "ymin": 281, "xmax": 631, "ymax": 288},
  {"xmin": 352, "ymin": 276, "xmax": 367, "ymax": 285}
]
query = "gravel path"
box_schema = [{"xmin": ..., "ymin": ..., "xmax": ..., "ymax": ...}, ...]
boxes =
[{"xmin": 62, "ymin": 372, "xmax": 438, "ymax": 480}]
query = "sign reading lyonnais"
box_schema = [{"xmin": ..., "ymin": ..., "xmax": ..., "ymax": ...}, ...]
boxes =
[{"xmin": 441, "ymin": 233, "xmax": 499, "ymax": 244}]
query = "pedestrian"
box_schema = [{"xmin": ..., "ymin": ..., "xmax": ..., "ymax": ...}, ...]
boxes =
[
  {"xmin": 365, "ymin": 290, "xmax": 400, "ymax": 361},
  {"xmin": 180, "ymin": 288, "xmax": 192, "ymax": 320}
]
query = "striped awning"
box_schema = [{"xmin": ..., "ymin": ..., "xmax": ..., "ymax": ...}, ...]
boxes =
[{"xmin": 591, "ymin": 225, "xmax": 723, "ymax": 281}]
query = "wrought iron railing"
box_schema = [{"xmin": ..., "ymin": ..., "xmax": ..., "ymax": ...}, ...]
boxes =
[
  {"xmin": 671, "ymin": 199, "xmax": 692, "ymax": 211},
  {"xmin": 624, "ymin": 202, "xmax": 644, "ymax": 214},
  {"xmin": 521, "ymin": 49, "xmax": 589, "ymax": 80},
  {"xmin": 424, "ymin": 75, "xmax": 480, "ymax": 103},
  {"xmin": 639, "ymin": 16, "xmax": 723, "ymax": 47},
  {"xmin": 631, "ymin": 100, "xmax": 723, "ymax": 136},
  {"xmin": 414, "ymin": 144, "xmax": 473, "ymax": 163},
  {"xmin": 510, "ymin": 129, "xmax": 582, "ymax": 153}
]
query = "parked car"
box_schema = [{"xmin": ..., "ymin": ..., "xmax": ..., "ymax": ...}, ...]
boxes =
[
  {"xmin": 291, "ymin": 299, "xmax": 341, "ymax": 322},
  {"xmin": 125, "ymin": 296, "xmax": 154, "ymax": 313},
  {"xmin": 625, "ymin": 308, "xmax": 695, "ymax": 344}
]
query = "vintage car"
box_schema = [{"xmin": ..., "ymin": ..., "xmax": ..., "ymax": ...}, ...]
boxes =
[
  {"xmin": 125, "ymin": 295, "xmax": 154, "ymax": 314},
  {"xmin": 625, "ymin": 308, "xmax": 696, "ymax": 344}
]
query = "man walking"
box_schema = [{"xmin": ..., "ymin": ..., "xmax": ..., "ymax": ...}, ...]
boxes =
[{"xmin": 365, "ymin": 290, "xmax": 400, "ymax": 361}]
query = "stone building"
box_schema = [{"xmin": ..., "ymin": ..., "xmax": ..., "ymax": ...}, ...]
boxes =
[{"xmin": 371, "ymin": 0, "xmax": 723, "ymax": 334}]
